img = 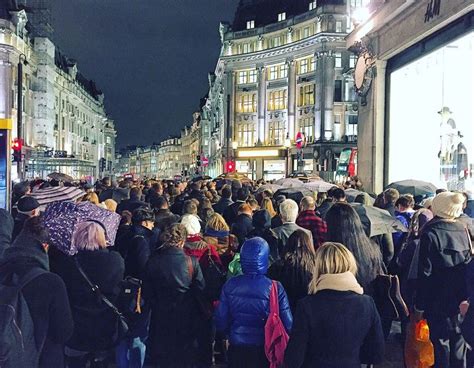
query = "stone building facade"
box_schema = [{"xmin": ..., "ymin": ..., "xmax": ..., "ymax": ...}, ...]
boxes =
[{"xmin": 157, "ymin": 137, "xmax": 182, "ymax": 179}]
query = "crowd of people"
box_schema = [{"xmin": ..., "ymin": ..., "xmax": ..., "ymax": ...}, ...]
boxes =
[{"xmin": 0, "ymin": 175, "xmax": 473, "ymax": 368}]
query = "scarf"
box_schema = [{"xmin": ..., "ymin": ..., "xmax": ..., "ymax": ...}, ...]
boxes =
[
  {"xmin": 313, "ymin": 271, "xmax": 363, "ymax": 295},
  {"xmin": 204, "ymin": 228, "xmax": 229, "ymax": 238},
  {"xmin": 186, "ymin": 234, "xmax": 202, "ymax": 243}
]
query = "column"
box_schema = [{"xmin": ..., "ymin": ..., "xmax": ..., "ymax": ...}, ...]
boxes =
[
  {"xmin": 287, "ymin": 58, "xmax": 296, "ymax": 142},
  {"xmin": 314, "ymin": 52, "xmax": 323, "ymax": 142},
  {"xmin": 0, "ymin": 57, "xmax": 13, "ymax": 209},
  {"xmin": 323, "ymin": 53, "xmax": 336, "ymax": 140},
  {"xmin": 0, "ymin": 58, "xmax": 13, "ymax": 127},
  {"xmin": 223, "ymin": 70, "xmax": 235, "ymax": 163},
  {"xmin": 257, "ymin": 64, "xmax": 266, "ymax": 145}
]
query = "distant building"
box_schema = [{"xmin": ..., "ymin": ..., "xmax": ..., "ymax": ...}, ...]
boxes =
[
  {"xmin": 180, "ymin": 112, "xmax": 202, "ymax": 177},
  {"xmin": 157, "ymin": 137, "xmax": 182, "ymax": 179}
]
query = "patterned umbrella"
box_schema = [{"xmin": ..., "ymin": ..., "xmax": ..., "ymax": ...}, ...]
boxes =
[
  {"xmin": 43, "ymin": 201, "xmax": 121, "ymax": 255},
  {"xmin": 31, "ymin": 186, "xmax": 85, "ymax": 211}
]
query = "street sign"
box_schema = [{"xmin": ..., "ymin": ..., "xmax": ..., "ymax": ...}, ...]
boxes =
[
  {"xmin": 202, "ymin": 156, "xmax": 209, "ymax": 167},
  {"xmin": 295, "ymin": 132, "xmax": 304, "ymax": 149}
]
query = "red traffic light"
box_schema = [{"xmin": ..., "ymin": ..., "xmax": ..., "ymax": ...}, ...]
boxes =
[
  {"xmin": 12, "ymin": 138, "xmax": 23, "ymax": 151},
  {"xmin": 226, "ymin": 160, "xmax": 235, "ymax": 173}
]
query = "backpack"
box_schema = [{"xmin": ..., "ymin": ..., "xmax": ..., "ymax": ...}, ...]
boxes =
[
  {"xmin": 0, "ymin": 268, "xmax": 46, "ymax": 368},
  {"xmin": 202, "ymin": 247, "xmax": 227, "ymax": 301},
  {"xmin": 264, "ymin": 281, "xmax": 289, "ymax": 368},
  {"xmin": 117, "ymin": 276, "xmax": 145, "ymax": 318}
]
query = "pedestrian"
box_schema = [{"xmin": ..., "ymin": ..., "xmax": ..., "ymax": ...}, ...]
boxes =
[
  {"xmin": 154, "ymin": 195, "xmax": 180, "ymax": 233},
  {"xmin": 231, "ymin": 203, "xmax": 254, "ymax": 247},
  {"xmin": 215, "ymin": 237, "xmax": 293, "ymax": 368},
  {"xmin": 0, "ymin": 208, "xmax": 14, "ymax": 257},
  {"xmin": 223, "ymin": 187, "xmax": 249, "ymax": 227},
  {"xmin": 11, "ymin": 195, "xmax": 40, "ymax": 242},
  {"xmin": 247, "ymin": 209, "xmax": 279, "ymax": 263},
  {"xmin": 0, "ymin": 216, "xmax": 74, "ymax": 367},
  {"xmin": 296, "ymin": 196, "xmax": 327, "ymax": 250},
  {"xmin": 52, "ymin": 221, "xmax": 125, "ymax": 368},
  {"xmin": 273, "ymin": 199, "xmax": 313, "ymax": 261},
  {"xmin": 81, "ymin": 192, "xmax": 100, "ymax": 205},
  {"xmin": 284, "ymin": 242, "xmax": 385, "ymax": 367},
  {"xmin": 415, "ymin": 191, "xmax": 471, "ymax": 367},
  {"xmin": 203, "ymin": 213, "xmax": 238, "ymax": 267},
  {"xmin": 383, "ymin": 188, "xmax": 400, "ymax": 217},
  {"xmin": 268, "ymin": 229, "xmax": 316, "ymax": 312},
  {"xmin": 213, "ymin": 184, "xmax": 233, "ymax": 214},
  {"xmin": 116, "ymin": 187, "xmax": 148, "ymax": 214},
  {"xmin": 317, "ymin": 187, "xmax": 335, "ymax": 219},
  {"xmin": 145, "ymin": 224, "xmax": 205, "ymax": 368}
]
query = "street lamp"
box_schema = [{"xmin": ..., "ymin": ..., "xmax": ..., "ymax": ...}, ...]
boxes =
[{"xmin": 284, "ymin": 133, "xmax": 291, "ymax": 177}]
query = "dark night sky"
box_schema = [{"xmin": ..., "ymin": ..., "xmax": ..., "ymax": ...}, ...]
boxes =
[{"xmin": 50, "ymin": 0, "xmax": 239, "ymax": 148}]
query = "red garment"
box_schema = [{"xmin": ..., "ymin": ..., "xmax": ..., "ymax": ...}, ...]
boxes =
[
  {"xmin": 296, "ymin": 210, "xmax": 327, "ymax": 249},
  {"xmin": 184, "ymin": 237, "xmax": 222, "ymax": 270}
]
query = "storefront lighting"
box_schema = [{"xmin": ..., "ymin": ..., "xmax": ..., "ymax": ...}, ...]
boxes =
[
  {"xmin": 238, "ymin": 149, "xmax": 279, "ymax": 158},
  {"xmin": 284, "ymin": 134, "xmax": 291, "ymax": 148},
  {"xmin": 232, "ymin": 141, "xmax": 238, "ymax": 150}
]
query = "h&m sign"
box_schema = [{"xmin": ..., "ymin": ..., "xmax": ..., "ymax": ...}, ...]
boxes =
[{"xmin": 424, "ymin": 0, "xmax": 441, "ymax": 23}]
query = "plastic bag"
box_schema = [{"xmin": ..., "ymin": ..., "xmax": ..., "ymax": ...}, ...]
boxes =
[
  {"xmin": 405, "ymin": 317, "xmax": 435, "ymax": 368},
  {"xmin": 227, "ymin": 253, "xmax": 242, "ymax": 279}
]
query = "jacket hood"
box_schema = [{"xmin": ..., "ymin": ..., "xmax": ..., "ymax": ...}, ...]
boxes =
[
  {"xmin": 252, "ymin": 210, "xmax": 271, "ymax": 229},
  {"xmin": 0, "ymin": 209, "xmax": 14, "ymax": 255},
  {"xmin": 240, "ymin": 236, "xmax": 269, "ymax": 275},
  {"xmin": 0, "ymin": 232, "xmax": 49, "ymax": 271}
]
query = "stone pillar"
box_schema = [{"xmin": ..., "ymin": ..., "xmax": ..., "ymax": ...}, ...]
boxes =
[
  {"xmin": 287, "ymin": 58, "xmax": 296, "ymax": 142},
  {"xmin": 257, "ymin": 65, "xmax": 266, "ymax": 144},
  {"xmin": 0, "ymin": 58, "xmax": 13, "ymax": 125},
  {"xmin": 314, "ymin": 52, "xmax": 323, "ymax": 141},
  {"xmin": 314, "ymin": 51, "xmax": 336, "ymax": 142},
  {"xmin": 223, "ymin": 70, "xmax": 235, "ymax": 165}
]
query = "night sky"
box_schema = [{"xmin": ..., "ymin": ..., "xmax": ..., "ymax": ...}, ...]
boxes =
[{"xmin": 50, "ymin": 0, "xmax": 239, "ymax": 148}]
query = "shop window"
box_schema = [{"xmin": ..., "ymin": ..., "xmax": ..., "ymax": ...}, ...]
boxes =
[
  {"xmin": 278, "ymin": 12, "xmax": 286, "ymax": 22},
  {"xmin": 246, "ymin": 20, "xmax": 255, "ymax": 29},
  {"xmin": 298, "ymin": 84, "xmax": 315, "ymax": 106},
  {"xmin": 269, "ymin": 121, "xmax": 285, "ymax": 145},
  {"xmin": 334, "ymin": 80, "xmax": 342, "ymax": 102},
  {"xmin": 268, "ymin": 90, "xmax": 287, "ymax": 111},
  {"xmin": 334, "ymin": 52, "xmax": 342, "ymax": 68}
]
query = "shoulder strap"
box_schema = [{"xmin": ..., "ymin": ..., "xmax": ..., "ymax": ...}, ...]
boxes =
[
  {"xmin": 73, "ymin": 257, "xmax": 123, "ymax": 317},
  {"xmin": 466, "ymin": 228, "xmax": 474, "ymax": 256},
  {"xmin": 269, "ymin": 280, "xmax": 279, "ymax": 316},
  {"xmin": 18, "ymin": 267, "xmax": 47, "ymax": 289}
]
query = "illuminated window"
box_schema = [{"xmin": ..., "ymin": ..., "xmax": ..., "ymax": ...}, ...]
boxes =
[
  {"xmin": 298, "ymin": 84, "xmax": 315, "ymax": 106},
  {"xmin": 299, "ymin": 118, "xmax": 314, "ymax": 142},
  {"xmin": 311, "ymin": 56, "xmax": 316, "ymax": 71},
  {"xmin": 269, "ymin": 66, "xmax": 278, "ymax": 80},
  {"xmin": 334, "ymin": 52, "xmax": 342, "ymax": 68},
  {"xmin": 299, "ymin": 59, "xmax": 309, "ymax": 74},
  {"xmin": 238, "ymin": 94, "xmax": 257, "ymax": 113},
  {"xmin": 246, "ymin": 20, "xmax": 255, "ymax": 29},
  {"xmin": 278, "ymin": 12, "xmax": 286, "ymax": 22},
  {"xmin": 280, "ymin": 64, "xmax": 288, "ymax": 78},
  {"xmin": 238, "ymin": 70, "xmax": 257, "ymax": 84},
  {"xmin": 273, "ymin": 36, "xmax": 282, "ymax": 47},
  {"xmin": 269, "ymin": 121, "xmax": 285, "ymax": 145},
  {"xmin": 268, "ymin": 90, "xmax": 287, "ymax": 111},
  {"xmin": 268, "ymin": 64, "xmax": 288, "ymax": 80},
  {"xmin": 248, "ymin": 69, "xmax": 257, "ymax": 83},
  {"xmin": 237, "ymin": 123, "xmax": 256, "ymax": 147},
  {"xmin": 349, "ymin": 54, "xmax": 357, "ymax": 68},
  {"xmin": 309, "ymin": 1, "xmax": 317, "ymax": 10},
  {"xmin": 336, "ymin": 21, "xmax": 343, "ymax": 32},
  {"xmin": 242, "ymin": 43, "xmax": 251, "ymax": 53},
  {"xmin": 303, "ymin": 26, "xmax": 311, "ymax": 38}
]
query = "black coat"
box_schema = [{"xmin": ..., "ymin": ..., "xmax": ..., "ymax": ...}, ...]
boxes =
[
  {"xmin": 116, "ymin": 198, "xmax": 149, "ymax": 214},
  {"xmin": 121, "ymin": 225, "xmax": 154, "ymax": 279},
  {"xmin": 231, "ymin": 214, "xmax": 254, "ymax": 246},
  {"xmin": 12, "ymin": 213, "xmax": 29, "ymax": 241},
  {"xmin": 285, "ymin": 290, "xmax": 384, "ymax": 368},
  {"xmin": 0, "ymin": 208, "xmax": 13, "ymax": 257},
  {"xmin": 1, "ymin": 235, "xmax": 74, "ymax": 368},
  {"xmin": 51, "ymin": 248, "xmax": 124, "ymax": 351},
  {"xmin": 154, "ymin": 209, "xmax": 180, "ymax": 232},
  {"xmin": 213, "ymin": 197, "xmax": 233, "ymax": 215},
  {"xmin": 223, "ymin": 200, "xmax": 246, "ymax": 227}
]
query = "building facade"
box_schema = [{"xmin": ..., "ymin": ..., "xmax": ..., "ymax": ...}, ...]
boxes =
[
  {"xmin": 180, "ymin": 112, "xmax": 202, "ymax": 177},
  {"xmin": 347, "ymin": 0, "xmax": 474, "ymax": 193},
  {"xmin": 202, "ymin": 0, "xmax": 367, "ymax": 180},
  {"xmin": 157, "ymin": 137, "xmax": 182, "ymax": 179}
]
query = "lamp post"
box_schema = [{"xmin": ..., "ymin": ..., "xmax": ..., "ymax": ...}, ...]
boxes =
[
  {"xmin": 16, "ymin": 53, "xmax": 27, "ymax": 180},
  {"xmin": 284, "ymin": 133, "xmax": 291, "ymax": 177}
]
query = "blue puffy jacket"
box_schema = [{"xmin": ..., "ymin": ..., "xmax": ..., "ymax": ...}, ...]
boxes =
[{"xmin": 215, "ymin": 237, "xmax": 293, "ymax": 346}]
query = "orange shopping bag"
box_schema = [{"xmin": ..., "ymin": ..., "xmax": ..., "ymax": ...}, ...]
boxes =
[{"xmin": 405, "ymin": 317, "xmax": 435, "ymax": 368}]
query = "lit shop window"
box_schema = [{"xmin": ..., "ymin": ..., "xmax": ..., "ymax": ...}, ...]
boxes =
[
  {"xmin": 298, "ymin": 84, "xmax": 315, "ymax": 106},
  {"xmin": 309, "ymin": 1, "xmax": 317, "ymax": 11},
  {"xmin": 278, "ymin": 12, "xmax": 286, "ymax": 22},
  {"xmin": 246, "ymin": 20, "xmax": 255, "ymax": 29},
  {"xmin": 238, "ymin": 70, "xmax": 257, "ymax": 84},
  {"xmin": 237, "ymin": 94, "xmax": 257, "ymax": 113},
  {"xmin": 268, "ymin": 64, "xmax": 288, "ymax": 80},
  {"xmin": 268, "ymin": 90, "xmax": 287, "ymax": 111},
  {"xmin": 334, "ymin": 52, "xmax": 342, "ymax": 68}
]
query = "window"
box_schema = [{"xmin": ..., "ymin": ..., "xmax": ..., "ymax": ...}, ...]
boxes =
[
  {"xmin": 303, "ymin": 26, "xmax": 311, "ymax": 38},
  {"xmin": 61, "ymin": 116, "xmax": 65, "ymax": 130},
  {"xmin": 237, "ymin": 123, "xmax": 256, "ymax": 147},
  {"xmin": 298, "ymin": 84, "xmax": 315, "ymax": 106},
  {"xmin": 238, "ymin": 94, "xmax": 257, "ymax": 113},
  {"xmin": 299, "ymin": 117, "xmax": 314, "ymax": 142},
  {"xmin": 268, "ymin": 64, "xmax": 288, "ymax": 80},
  {"xmin": 299, "ymin": 59, "xmax": 309, "ymax": 74},
  {"xmin": 278, "ymin": 12, "xmax": 286, "ymax": 22},
  {"xmin": 269, "ymin": 121, "xmax": 285, "ymax": 145},
  {"xmin": 349, "ymin": 54, "xmax": 357, "ymax": 68},
  {"xmin": 336, "ymin": 21, "xmax": 343, "ymax": 33},
  {"xmin": 248, "ymin": 69, "xmax": 257, "ymax": 83},
  {"xmin": 334, "ymin": 52, "xmax": 342, "ymax": 68},
  {"xmin": 334, "ymin": 80, "xmax": 342, "ymax": 102},
  {"xmin": 309, "ymin": 1, "xmax": 317, "ymax": 10},
  {"xmin": 268, "ymin": 90, "xmax": 287, "ymax": 111},
  {"xmin": 273, "ymin": 36, "xmax": 282, "ymax": 48},
  {"xmin": 106, "ymin": 136, "xmax": 111, "ymax": 144},
  {"xmin": 246, "ymin": 20, "xmax": 255, "ymax": 29},
  {"xmin": 242, "ymin": 43, "xmax": 251, "ymax": 54},
  {"xmin": 269, "ymin": 66, "xmax": 278, "ymax": 80},
  {"xmin": 238, "ymin": 70, "xmax": 257, "ymax": 84},
  {"xmin": 280, "ymin": 64, "xmax": 288, "ymax": 78}
]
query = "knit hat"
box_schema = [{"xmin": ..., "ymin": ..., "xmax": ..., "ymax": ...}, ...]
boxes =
[
  {"xmin": 422, "ymin": 197, "xmax": 434, "ymax": 209},
  {"xmin": 431, "ymin": 192, "xmax": 465, "ymax": 219},
  {"xmin": 181, "ymin": 214, "xmax": 201, "ymax": 235},
  {"xmin": 17, "ymin": 196, "xmax": 40, "ymax": 213}
]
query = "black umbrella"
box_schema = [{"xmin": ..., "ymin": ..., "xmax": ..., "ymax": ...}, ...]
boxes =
[
  {"xmin": 274, "ymin": 187, "xmax": 313, "ymax": 204},
  {"xmin": 385, "ymin": 179, "xmax": 437, "ymax": 197},
  {"xmin": 351, "ymin": 203, "xmax": 408, "ymax": 237}
]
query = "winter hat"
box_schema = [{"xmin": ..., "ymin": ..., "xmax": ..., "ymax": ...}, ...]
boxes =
[
  {"xmin": 422, "ymin": 197, "xmax": 434, "ymax": 209},
  {"xmin": 431, "ymin": 192, "xmax": 465, "ymax": 219},
  {"xmin": 181, "ymin": 214, "xmax": 201, "ymax": 235},
  {"xmin": 17, "ymin": 196, "xmax": 40, "ymax": 213},
  {"xmin": 252, "ymin": 209, "xmax": 271, "ymax": 229}
]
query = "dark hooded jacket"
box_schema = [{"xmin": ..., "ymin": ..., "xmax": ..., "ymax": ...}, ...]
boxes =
[
  {"xmin": 215, "ymin": 237, "xmax": 292, "ymax": 346},
  {"xmin": 247, "ymin": 210, "xmax": 279, "ymax": 263},
  {"xmin": 0, "ymin": 231, "xmax": 74, "ymax": 368},
  {"xmin": 0, "ymin": 208, "xmax": 14, "ymax": 257}
]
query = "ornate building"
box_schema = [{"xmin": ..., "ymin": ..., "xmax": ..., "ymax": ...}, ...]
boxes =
[
  {"xmin": 180, "ymin": 112, "xmax": 202, "ymax": 177},
  {"xmin": 157, "ymin": 137, "xmax": 182, "ymax": 179},
  {"xmin": 202, "ymin": 0, "xmax": 365, "ymax": 180}
]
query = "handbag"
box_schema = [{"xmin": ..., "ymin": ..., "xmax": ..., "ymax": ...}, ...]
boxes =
[
  {"xmin": 373, "ymin": 273, "xmax": 409, "ymax": 320},
  {"xmin": 74, "ymin": 258, "xmax": 129, "ymax": 346}
]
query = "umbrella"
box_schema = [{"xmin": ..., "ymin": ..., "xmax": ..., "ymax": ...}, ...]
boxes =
[
  {"xmin": 274, "ymin": 187, "xmax": 313, "ymax": 204},
  {"xmin": 47, "ymin": 172, "xmax": 74, "ymax": 182},
  {"xmin": 31, "ymin": 186, "xmax": 85, "ymax": 210},
  {"xmin": 351, "ymin": 203, "xmax": 408, "ymax": 237},
  {"xmin": 275, "ymin": 178, "xmax": 305, "ymax": 188},
  {"xmin": 303, "ymin": 181, "xmax": 336, "ymax": 193},
  {"xmin": 344, "ymin": 188, "xmax": 365, "ymax": 202},
  {"xmin": 385, "ymin": 179, "xmax": 437, "ymax": 197},
  {"xmin": 43, "ymin": 201, "xmax": 121, "ymax": 255},
  {"xmin": 256, "ymin": 184, "xmax": 284, "ymax": 193},
  {"xmin": 191, "ymin": 175, "xmax": 211, "ymax": 182}
]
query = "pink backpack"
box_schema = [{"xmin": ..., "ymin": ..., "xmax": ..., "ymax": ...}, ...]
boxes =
[{"xmin": 265, "ymin": 281, "xmax": 289, "ymax": 368}]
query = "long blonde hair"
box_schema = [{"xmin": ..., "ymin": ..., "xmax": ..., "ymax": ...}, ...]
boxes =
[
  {"xmin": 72, "ymin": 221, "xmax": 107, "ymax": 251},
  {"xmin": 261, "ymin": 198, "xmax": 277, "ymax": 218},
  {"xmin": 206, "ymin": 213, "xmax": 230, "ymax": 232},
  {"xmin": 308, "ymin": 242, "xmax": 358, "ymax": 294}
]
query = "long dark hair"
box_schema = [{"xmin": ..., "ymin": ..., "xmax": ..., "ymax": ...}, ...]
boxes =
[
  {"xmin": 284, "ymin": 229, "xmax": 316, "ymax": 274},
  {"xmin": 325, "ymin": 203, "xmax": 383, "ymax": 288}
]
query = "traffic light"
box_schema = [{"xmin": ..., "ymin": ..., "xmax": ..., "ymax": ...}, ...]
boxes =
[
  {"xmin": 226, "ymin": 160, "xmax": 235, "ymax": 173},
  {"xmin": 12, "ymin": 138, "xmax": 22, "ymax": 163},
  {"xmin": 99, "ymin": 157, "xmax": 106, "ymax": 172},
  {"xmin": 196, "ymin": 154, "xmax": 201, "ymax": 167}
]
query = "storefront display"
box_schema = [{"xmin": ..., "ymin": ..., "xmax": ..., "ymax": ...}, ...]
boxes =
[
  {"xmin": 263, "ymin": 160, "xmax": 285, "ymax": 180},
  {"xmin": 388, "ymin": 30, "xmax": 473, "ymax": 191}
]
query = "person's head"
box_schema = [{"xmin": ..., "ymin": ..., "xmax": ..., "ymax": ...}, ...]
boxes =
[
  {"xmin": 155, "ymin": 195, "xmax": 169, "ymax": 210},
  {"xmin": 261, "ymin": 198, "xmax": 276, "ymax": 218},
  {"xmin": 120, "ymin": 210, "xmax": 132, "ymax": 226},
  {"xmin": 130, "ymin": 187, "xmax": 142, "ymax": 201},
  {"xmin": 181, "ymin": 214, "xmax": 201, "ymax": 236},
  {"xmin": 103, "ymin": 199, "xmax": 117, "ymax": 212},
  {"xmin": 308, "ymin": 242, "xmax": 358, "ymax": 294},
  {"xmin": 383, "ymin": 188, "xmax": 400, "ymax": 205},
  {"xmin": 161, "ymin": 223, "xmax": 187, "ymax": 248},
  {"xmin": 332, "ymin": 188, "xmax": 346, "ymax": 202},
  {"xmin": 206, "ymin": 213, "xmax": 230, "ymax": 232},
  {"xmin": 461, "ymin": 192, "xmax": 469, "ymax": 210},
  {"xmin": 132, "ymin": 207, "xmax": 155, "ymax": 230},
  {"xmin": 431, "ymin": 191, "xmax": 465, "ymax": 220},
  {"xmin": 238, "ymin": 203, "xmax": 253, "ymax": 216},
  {"xmin": 221, "ymin": 184, "xmax": 232, "ymax": 199},
  {"xmin": 408, "ymin": 208, "xmax": 434, "ymax": 239},
  {"xmin": 102, "ymin": 177, "xmax": 112, "ymax": 187},
  {"xmin": 436, "ymin": 188, "xmax": 447, "ymax": 195},
  {"xmin": 236, "ymin": 187, "xmax": 249, "ymax": 202},
  {"xmin": 152, "ymin": 182, "xmax": 163, "ymax": 195},
  {"xmin": 300, "ymin": 196, "xmax": 316, "ymax": 212},
  {"xmin": 201, "ymin": 207, "xmax": 215, "ymax": 225},
  {"xmin": 183, "ymin": 200, "xmax": 198, "ymax": 215},
  {"xmin": 14, "ymin": 215, "xmax": 50, "ymax": 253},
  {"xmin": 240, "ymin": 237, "xmax": 269, "ymax": 275},
  {"xmin": 252, "ymin": 209, "xmax": 272, "ymax": 230},
  {"xmin": 201, "ymin": 198, "xmax": 212, "ymax": 210},
  {"xmin": 396, "ymin": 194, "xmax": 414, "ymax": 212},
  {"xmin": 317, "ymin": 192, "xmax": 327, "ymax": 206},
  {"xmin": 82, "ymin": 192, "xmax": 100, "ymax": 205},
  {"xmin": 262, "ymin": 189, "xmax": 273, "ymax": 199},
  {"xmin": 354, "ymin": 192, "xmax": 373, "ymax": 206},
  {"xmin": 17, "ymin": 196, "xmax": 40, "ymax": 217},
  {"xmin": 72, "ymin": 221, "xmax": 107, "ymax": 251},
  {"xmin": 247, "ymin": 198, "xmax": 259, "ymax": 212},
  {"xmin": 279, "ymin": 199, "xmax": 299, "ymax": 223}
]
